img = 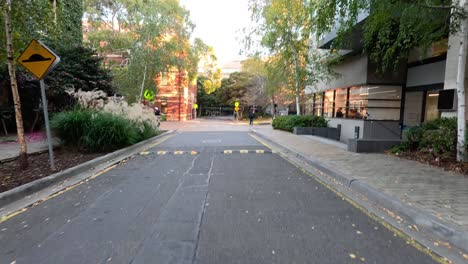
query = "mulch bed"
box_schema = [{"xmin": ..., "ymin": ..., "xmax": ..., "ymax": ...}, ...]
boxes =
[
  {"xmin": 0, "ymin": 147, "xmax": 107, "ymax": 193},
  {"xmin": 389, "ymin": 151, "xmax": 468, "ymax": 175}
]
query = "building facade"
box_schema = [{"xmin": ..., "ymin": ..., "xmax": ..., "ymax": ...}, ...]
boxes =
[
  {"xmin": 306, "ymin": 13, "xmax": 465, "ymax": 146},
  {"xmin": 153, "ymin": 70, "xmax": 197, "ymax": 121}
]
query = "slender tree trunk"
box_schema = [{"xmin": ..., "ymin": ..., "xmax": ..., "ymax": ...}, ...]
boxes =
[
  {"xmin": 52, "ymin": 0, "xmax": 57, "ymax": 23},
  {"xmin": 292, "ymin": 47, "xmax": 301, "ymax": 116},
  {"xmin": 456, "ymin": 0, "xmax": 468, "ymax": 162},
  {"xmin": 4, "ymin": 0, "xmax": 28, "ymax": 169}
]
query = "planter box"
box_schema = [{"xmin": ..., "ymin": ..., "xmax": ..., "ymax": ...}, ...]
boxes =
[
  {"xmin": 348, "ymin": 139, "xmax": 402, "ymax": 153},
  {"xmin": 293, "ymin": 126, "xmax": 341, "ymax": 141}
]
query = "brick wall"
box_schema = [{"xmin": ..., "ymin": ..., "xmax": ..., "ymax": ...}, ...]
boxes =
[{"xmin": 153, "ymin": 70, "xmax": 197, "ymax": 121}]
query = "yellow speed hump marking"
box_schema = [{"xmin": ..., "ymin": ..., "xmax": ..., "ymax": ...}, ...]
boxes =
[
  {"xmin": 17, "ymin": 39, "xmax": 60, "ymax": 80},
  {"xmin": 221, "ymin": 149, "xmax": 272, "ymax": 154}
]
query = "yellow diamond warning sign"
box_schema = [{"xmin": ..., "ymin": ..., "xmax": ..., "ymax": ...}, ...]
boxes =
[{"xmin": 17, "ymin": 39, "xmax": 60, "ymax": 80}]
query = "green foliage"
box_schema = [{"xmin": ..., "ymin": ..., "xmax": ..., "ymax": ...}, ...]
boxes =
[
  {"xmin": 50, "ymin": 109, "xmax": 94, "ymax": 146},
  {"xmin": 404, "ymin": 126, "xmax": 424, "ymax": 150},
  {"xmin": 196, "ymin": 76, "xmax": 218, "ymax": 108},
  {"xmin": 84, "ymin": 0, "xmax": 213, "ymax": 100},
  {"xmin": 421, "ymin": 117, "xmax": 457, "ymax": 131},
  {"xmin": 51, "ymin": 109, "xmax": 159, "ymax": 152},
  {"xmin": 0, "ymin": 0, "xmax": 83, "ymax": 61},
  {"xmin": 86, "ymin": 30, "xmax": 134, "ymax": 53},
  {"xmin": 47, "ymin": 46, "xmax": 115, "ymax": 95},
  {"xmin": 420, "ymin": 126, "xmax": 456, "ymax": 159},
  {"xmin": 395, "ymin": 118, "xmax": 458, "ymax": 158},
  {"xmin": 136, "ymin": 121, "xmax": 159, "ymax": 142},
  {"xmin": 57, "ymin": 0, "xmax": 84, "ymax": 45},
  {"xmin": 245, "ymin": 0, "xmax": 334, "ymax": 113},
  {"xmin": 312, "ymin": 0, "xmax": 465, "ymax": 71},
  {"xmin": 389, "ymin": 141, "xmax": 410, "ymax": 154},
  {"xmin": 272, "ymin": 115, "xmax": 328, "ymax": 132},
  {"xmin": 82, "ymin": 112, "xmax": 139, "ymax": 152},
  {"xmin": 215, "ymin": 72, "xmax": 256, "ymax": 105}
]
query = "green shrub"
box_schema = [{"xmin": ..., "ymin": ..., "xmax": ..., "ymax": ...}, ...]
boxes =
[
  {"xmin": 161, "ymin": 114, "xmax": 167, "ymax": 122},
  {"xmin": 389, "ymin": 141, "xmax": 410, "ymax": 154},
  {"xmin": 51, "ymin": 109, "xmax": 94, "ymax": 146},
  {"xmin": 52, "ymin": 109, "xmax": 159, "ymax": 152},
  {"xmin": 272, "ymin": 115, "xmax": 328, "ymax": 132},
  {"xmin": 393, "ymin": 117, "xmax": 458, "ymax": 157},
  {"xmin": 136, "ymin": 121, "xmax": 160, "ymax": 142},
  {"xmin": 420, "ymin": 126, "xmax": 456, "ymax": 159},
  {"xmin": 421, "ymin": 118, "xmax": 457, "ymax": 131},
  {"xmin": 82, "ymin": 112, "xmax": 139, "ymax": 152},
  {"xmin": 404, "ymin": 126, "xmax": 424, "ymax": 150}
]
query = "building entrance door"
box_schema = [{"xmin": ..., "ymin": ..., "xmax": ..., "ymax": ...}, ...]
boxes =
[{"xmin": 403, "ymin": 91, "xmax": 423, "ymax": 127}]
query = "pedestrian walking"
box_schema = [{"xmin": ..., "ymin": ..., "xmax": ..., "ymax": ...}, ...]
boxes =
[
  {"xmin": 249, "ymin": 110, "xmax": 255, "ymax": 125},
  {"xmin": 154, "ymin": 106, "xmax": 161, "ymax": 128},
  {"xmin": 154, "ymin": 106, "xmax": 161, "ymax": 116}
]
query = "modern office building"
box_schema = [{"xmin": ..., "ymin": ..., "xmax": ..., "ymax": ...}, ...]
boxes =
[{"xmin": 305, "ymin": 12, "xmax": 464, "ymax": 149}]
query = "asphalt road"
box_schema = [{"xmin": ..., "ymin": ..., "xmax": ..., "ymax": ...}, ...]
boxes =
[{"xmin": 0, "ymin": 131, "xmax": 436, "ymax": 263}]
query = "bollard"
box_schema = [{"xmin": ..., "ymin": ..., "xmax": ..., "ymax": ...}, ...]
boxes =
[{"xmin": 354, "ymin": 126, "xmax": 360, "ymax": 139}]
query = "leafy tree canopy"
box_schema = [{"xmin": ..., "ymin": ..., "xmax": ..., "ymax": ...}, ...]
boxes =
[
  {"xmin": 245, "ymin": 0, "xmax": 334, "ymax": 114},
  {"xmin": 312, "ymin": 0, "xmax": 466, "ymax": 70},
  {"xmin": 84, "ymin": 0, "xmax": 214, "ymax": 101}
]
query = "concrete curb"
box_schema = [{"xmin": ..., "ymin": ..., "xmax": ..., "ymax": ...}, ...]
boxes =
[
  {"xmin": 250, "ymin": 129, "xmax": 468, "ymax": 260},
  {"xmin": 0, "ymin": 130, "xmax": 176, "ymax": 208}
]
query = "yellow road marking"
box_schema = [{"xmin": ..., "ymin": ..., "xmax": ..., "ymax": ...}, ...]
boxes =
[
  {"xmin": 248, "ymin": 132, "xmax": 447, "ymax": 263},
  {"xmin": 256, "ymin": 150, "xmax": 265, "ymax": 154},
  {"xmin": 139, "ymin": 151, "xmax": 150, "ymax": 155},
  {"xmin": 157, "ymin": 151, "xmax": 167, "ymax": 155},
  {"xmin": 191, "ymin": 151, "xmax": 198, "ymax": 155},
  {"xmin": 174, "ymin": 151, "xmax": 184, "ymax": 155},
  {"xmin": 224, "ymin": 150, "xmax": 233, "ymax": 154},
  {"xmin": 240, "ymin": 150, "xmax": 249, "ymax": 154}
]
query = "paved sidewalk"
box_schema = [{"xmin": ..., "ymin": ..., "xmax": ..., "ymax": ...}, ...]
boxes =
[
  {"xmin": 0, "ymin": 140, "xmax": 59, "ymax": 162},
  {"xmin": 251, "ymin": 126, "xmax": 468, "ymax": 234}
]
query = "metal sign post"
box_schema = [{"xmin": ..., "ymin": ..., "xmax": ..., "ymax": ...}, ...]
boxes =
[
  {"xmin": 17, "ymin": 39, "xmax": 60, "ymax": 170},
  {"xmin": 193, "ymin": 103, "xmax": 198, "ymax": 119},
  {"xmin": 39, "ymin": 80, "xmax": 55, "ymax": 170}
]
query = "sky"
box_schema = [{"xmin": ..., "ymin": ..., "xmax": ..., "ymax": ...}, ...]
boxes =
[{"xmin": 179, "ymin": 0, "xmax": 253, "ymax": 65}]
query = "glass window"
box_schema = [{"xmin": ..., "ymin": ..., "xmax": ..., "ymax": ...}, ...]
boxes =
[
  {"xmin": 425, "ymin": 91, "xmax": 440, "ymax": 121},
  {"xmin": 323, "ymin": 90, "xmax": 334, "ymax": 118},
  {"xmin": 334, "ymin": 88, "xmax": 347, "ymax": 118},
  {"xmin": 348, "ymin": 86, "xmax": 402, "ymax": 120},
  {"xmin": 314, "ymin": 92, "xmax": 323, "ymax": 116},
  {"xmin": 348, "ymin": 86, "xmax": 367, "ymax": 119},
  {"xmin": 304, "ymin": 96, "xmax": 314, "ymax": 115}
]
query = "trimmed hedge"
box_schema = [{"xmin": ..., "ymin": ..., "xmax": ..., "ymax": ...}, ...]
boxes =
[
  {"xmin": 51, "ymin": 109, "xmax": 159, "ymax": 152},
  {"xmin": 272, "ymin": 115, "xmax": 328, "ymax": 132}
]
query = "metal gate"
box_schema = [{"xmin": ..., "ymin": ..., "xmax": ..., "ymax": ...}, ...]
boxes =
[{"xmin": 200, "ymin": 106, "xmax": 234, "ymax": 117}]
